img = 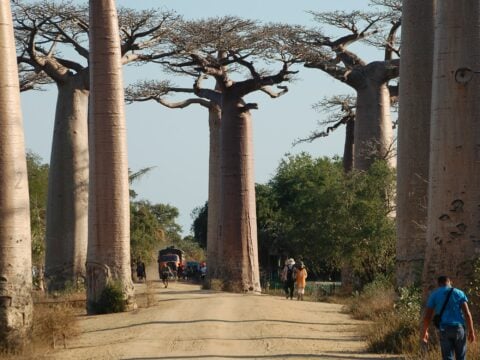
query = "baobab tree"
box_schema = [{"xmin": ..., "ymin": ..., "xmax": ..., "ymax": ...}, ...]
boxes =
[
  {"xmin": 126, "ymin": 75, "xmax": 224, "ymax": 279},
  {"xmin": 14, "ymin": 1, "xmax": 178, "ymax": 290},
  {"xmin": 158, "ymin": 18, "xmax": 299, "ymax": 291},
  {"xmin": 396, "ymin": 0, "xmax": 435, "ymax": 288},
  {"xmin": 301, "ymin": 0, "xmax": 401, "ymax": 171},
  {"xmin": 87, "ymin": 0, "xmax": 134, "ymax": 312},
  {"xmin": 0, "ymin": 0, "xmax": 33, "ymax": 350},
  {"xmin": 423, "ymin": 0, "xmax": 480, "ymax": 297}
]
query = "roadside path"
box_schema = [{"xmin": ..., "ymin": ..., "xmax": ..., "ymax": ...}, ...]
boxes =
[{"xmin": 49, "ymin": 282, "xmax": 403, "ymax": 360}]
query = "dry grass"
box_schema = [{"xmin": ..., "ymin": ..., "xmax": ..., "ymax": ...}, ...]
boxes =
[
  {"xmin": 145, "ymin": 280, "xmax": 156, "ymax": 307},
  {"xmin": 33, "ymin": 302, "xmax": 79, "ymax": 350},
  {"xmin": 345, "ymin": 287, "xmax": 395, "ymax": 320},
  {"xmin": 0, "ymin": 290, "xmax": 83, "ymax": 359}
]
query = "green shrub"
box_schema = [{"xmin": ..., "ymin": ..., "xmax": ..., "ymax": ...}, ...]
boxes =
[{"xmin": 92, "ymin": 282, "xmax": 126, "ymax": 314}]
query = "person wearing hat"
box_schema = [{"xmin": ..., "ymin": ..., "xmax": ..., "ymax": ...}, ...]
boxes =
[
  {"xmin": 295, "ymin": 261, "xmax": 308, "ymax": 301},
  {"xmin": 281, "ymin": 258, "xmax": 296, "ymax": 299}
]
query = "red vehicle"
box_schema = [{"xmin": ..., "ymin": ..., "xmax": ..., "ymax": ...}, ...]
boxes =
[{"xmin": 158, "ymin": 246, "xmax": 185, "ymax": 279}]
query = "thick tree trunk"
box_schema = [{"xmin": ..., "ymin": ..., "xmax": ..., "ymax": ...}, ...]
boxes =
[
  {"xmin": 396, "ymin": 0, "xmax": 435, "ymax": 288},
  {"xmin": 206, "ymin": 103, "xmax": 221, "ymax": 279},
  {"xmin": 423, "ymin": 0, "xmax": 480, "ymax": 296},
  {"xmin": 218, "ymin": 95, "xmax": 261, "ymax": 292},
  {"xmin": 0, "ymin": 1, "xmax": 33, "ymax": 350},
  {"xmin": 45, "ymin": 75, "xmax": 89, "ymax": 290},
  {"xmin": 87, "ymin": 0, "xmax": 134, "ymax": 313},
  {"xmin": 354, "ymin": 78, "xmax": 394, "ymax": 171},
  {"xmin": 343, "ymin": 119, "xmax": 354, "ymax": 173}
]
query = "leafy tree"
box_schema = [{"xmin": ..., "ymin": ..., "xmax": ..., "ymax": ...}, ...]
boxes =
[
  {"xmin": 26, "ymin": 151, "xmax": 49, "ymax": 267},
  {"xmin": 130, "ymin": 200, "xmax": 165, "ymax": 263},
  {"xmin": 191, "ymin": 202, "xmax": 208, "ymax": 249},
  {"xmin": 149, "ymin": 203, "xmax": 182, "ymax": 243},
  {"xmin": 254, "ymin": 153, "xmax": 395, "ymax": 287},
  {"xmin": 173, "ymin": 236, "xmax": 205, "ymax": 263}
]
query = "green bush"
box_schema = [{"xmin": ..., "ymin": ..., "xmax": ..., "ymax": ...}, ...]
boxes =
[{"xmin": 92, "ymin": 282, "xmax": 126, "ymax": 314}]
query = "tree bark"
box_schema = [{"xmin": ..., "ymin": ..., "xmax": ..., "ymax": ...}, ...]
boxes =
[
  {"xmin": 218, "ymin": 94, "xmax": 261, "ymax": 292},
  {"xmin": 206, "ymin": 103, "xmax": 221, "ymax": 279},
  {"xmin": 423, "ymin": 0, "xmax": 480, "ymax": 296},
  {"xmin": 87, "ymin": 0, "xmax": 135, "ymax": 313},
  {"xmin": 353, "ymin": 65, "xmax": 395, "ymax": 171},
  {"xmin": 45, "ymin": 74, "xmax": 89, "ymax": 290},
  {"xmin": 396, "ymin": 0, "xmax": 435, "ymax": 288},
  {"xmin": 0, "ymin": 1, "xmax": 33, "ymax": 350},
  {"xmin": 343, "ymin": 119, "xmax": 354, "ymax": 173}
]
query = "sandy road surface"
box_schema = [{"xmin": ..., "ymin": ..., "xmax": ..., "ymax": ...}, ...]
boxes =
[{"xmin": 48, "ymin": 281, "xmax": 402, "ymax": 360}]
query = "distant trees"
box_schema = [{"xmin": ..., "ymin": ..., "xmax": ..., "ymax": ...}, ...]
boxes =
[
  {"xmin": 127, "ymin": 17, "xmax": 297, "ymax": 291},
  {"xmin": 26, "ymin": 152, "xmax": 49, "ymax": 272},
  {"xmin": 190, "ymin": 153, "xmax": 396, "ymax": 287},
  {"xmin": 255, "ymin": 154, "xmax": 395, "ymax": 286},
  {"xmin": 126, "ymin": 72, "xmax": 223, "ymax": 279}
]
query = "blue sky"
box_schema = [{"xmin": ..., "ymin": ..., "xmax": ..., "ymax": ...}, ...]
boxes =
[{"xmin": 20, "ymin": 0, "xmax": 377, "ymax": 235}]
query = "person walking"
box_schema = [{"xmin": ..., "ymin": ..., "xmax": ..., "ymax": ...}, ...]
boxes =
[
  {"xmin": 421, "ymin": 275, "xmax": 476, "ymax": 360},
  {"xmin": 295, "ymin": 261, "xmax": 307, "ymax": 301},
  {"xmin": 281, "ymin": 258, "xmax": 296, "ymax": 300},
  {"xmin": 160, "ymin": 264, "xmax": 172, "ymax": 288}
]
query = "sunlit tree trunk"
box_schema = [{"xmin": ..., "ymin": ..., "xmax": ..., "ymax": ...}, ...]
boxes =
[
  {"xmin": 0, "ymin": 1, "xmax": 33, "ymax": 349},
  {"xmin": 396, "ymin": 0, "xmax": 435, "ymax": 288},
  {"xmin": 45, "ymin": 74, "xmax": 89, "ymax": 290},
  {"xmin": 87, "ymin": 0, "xmax": 134, "ymax": 313},
  {"xmin": 207, "ymin": 103, "xmax": 221, "ymax": 279},
  {"xmin": 218, "ymin": 94, "xmax": 261, "ymax": 292},
  {"xmin": 423, "ymin": 0, "xmax": 480, "ymax": 296},
  {"xmin": 354, "ymin": 72, "xmax": 395, "ymax": 171}
]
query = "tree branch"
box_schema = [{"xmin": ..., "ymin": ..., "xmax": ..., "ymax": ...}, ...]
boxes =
[{"xmin": 260, "ymin": 85, "xmax": 288, "ymax": 98}]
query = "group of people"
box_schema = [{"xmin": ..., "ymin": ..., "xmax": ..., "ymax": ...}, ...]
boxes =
[{"xmin": 280, "ymin": 258, "xmax": 307, "ymax": 300}]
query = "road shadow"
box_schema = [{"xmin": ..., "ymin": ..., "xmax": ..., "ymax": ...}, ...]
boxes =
[
  {"xmin": 123, "ymin": 354, "xmax": 404, "ymax": 359},
  {"xmin": 86, "ymin": 319, "xmax": 359, "ymax": 333}
]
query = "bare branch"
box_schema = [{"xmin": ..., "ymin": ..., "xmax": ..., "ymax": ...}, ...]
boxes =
[{"xmin": 260, "ymin": 85, "xmax": 288, "ymax": 98}]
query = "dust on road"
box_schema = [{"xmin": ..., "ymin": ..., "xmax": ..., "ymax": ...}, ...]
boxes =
[{"xmin": 48, "ymin": 281, "xmax": 403, "ymax": 360}]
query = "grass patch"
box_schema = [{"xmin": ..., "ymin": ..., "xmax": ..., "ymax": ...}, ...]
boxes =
[{"xmin": 345, "ymin": 277, "xmax": 395, "ymax": 320}]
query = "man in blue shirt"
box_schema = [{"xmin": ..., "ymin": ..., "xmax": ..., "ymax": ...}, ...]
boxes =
[{"xmin": 421, "ymin": 276, "xmax": 476, "ymax": 359}]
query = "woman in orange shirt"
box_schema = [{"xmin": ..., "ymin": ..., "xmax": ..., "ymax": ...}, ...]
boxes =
[{"xmin": 296, "ymin": 261, "xmax": 308, "ymax": 301}]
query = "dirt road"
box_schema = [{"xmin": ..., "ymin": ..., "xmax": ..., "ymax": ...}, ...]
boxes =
[{"xmin": 48, "ymin": 282, "xmax": 402, "ymax": 360}]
